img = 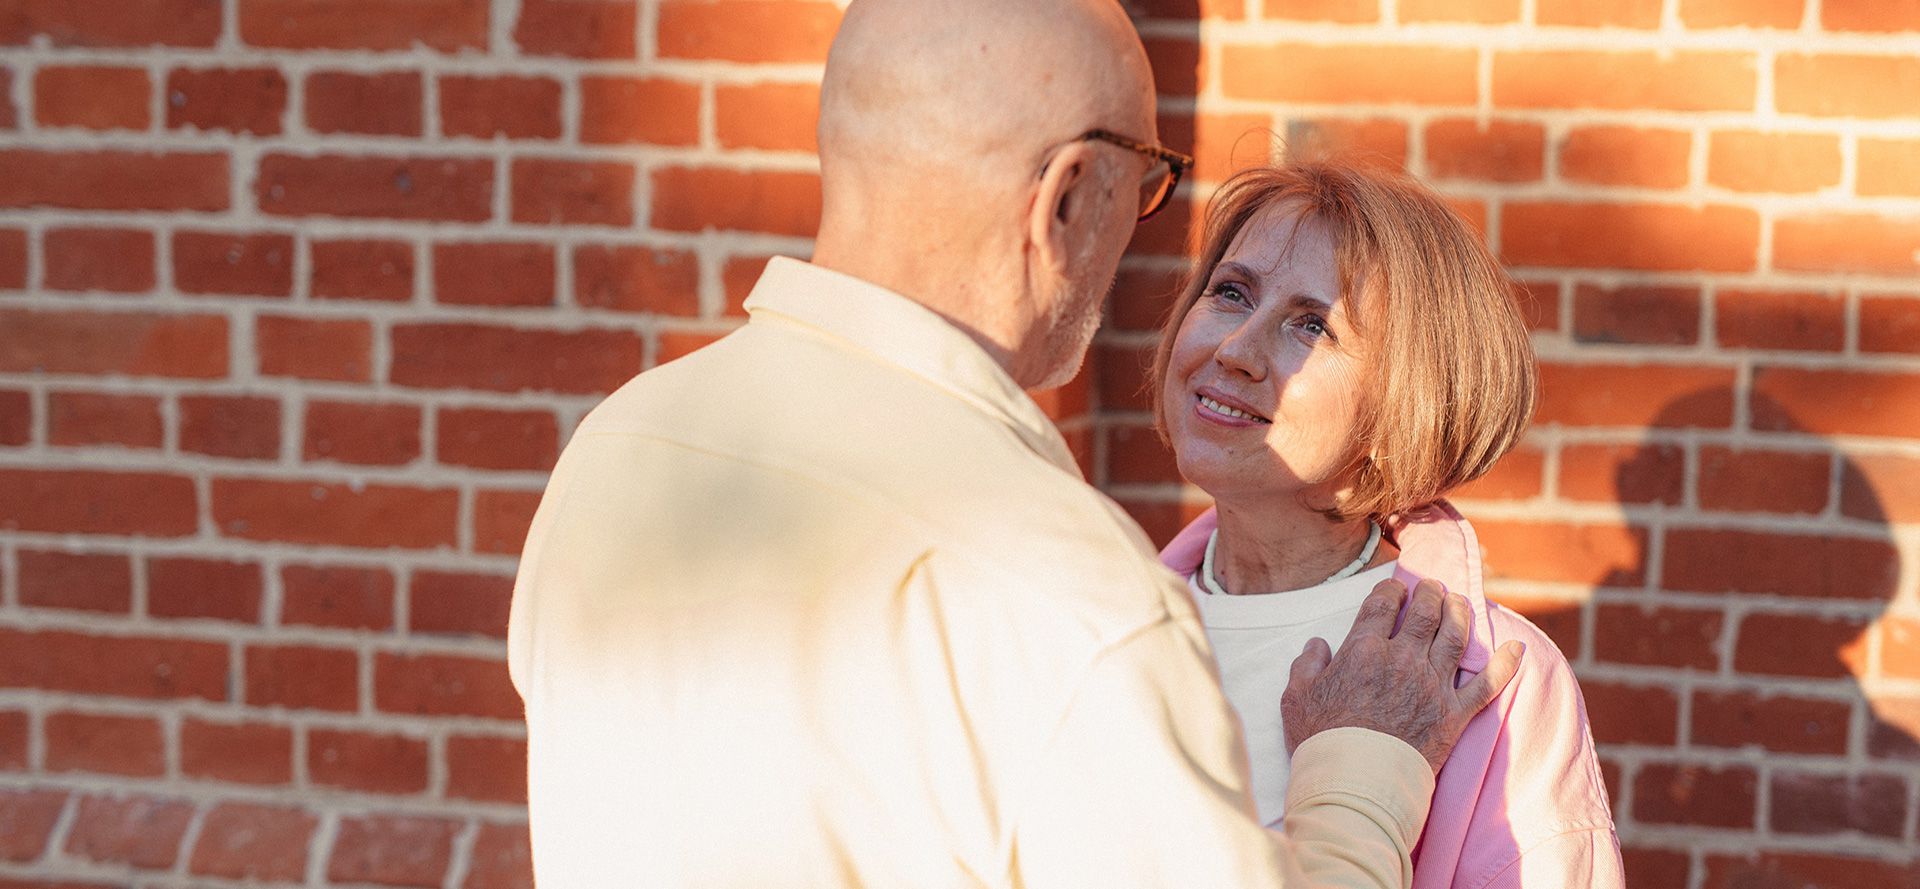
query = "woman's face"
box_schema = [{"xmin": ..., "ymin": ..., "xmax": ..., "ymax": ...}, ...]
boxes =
[{"xmin": 1161, "ymin": 201, "xmax": 1372, "ymax": 506}]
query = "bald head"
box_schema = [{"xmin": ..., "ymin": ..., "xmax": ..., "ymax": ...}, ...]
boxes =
[{"xmin": 817, "ymin": 0, "xmax": 1156, "ymax": 217}]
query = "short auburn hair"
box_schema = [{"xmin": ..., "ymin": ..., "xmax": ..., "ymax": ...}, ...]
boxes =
[{"xmin": 1149, "ymin": 162, "xmax": 1537, "ymax": 523}]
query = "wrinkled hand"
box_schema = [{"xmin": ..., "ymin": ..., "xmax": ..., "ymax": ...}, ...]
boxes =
[{"xmin": 1281, "ymin": 577, "xmax": 1523, "ymax": 774}]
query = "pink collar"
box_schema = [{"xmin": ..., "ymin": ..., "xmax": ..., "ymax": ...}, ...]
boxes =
[{"xmin": 1159, "ymin": 500, "xmax": 1495, "ymax": 673}]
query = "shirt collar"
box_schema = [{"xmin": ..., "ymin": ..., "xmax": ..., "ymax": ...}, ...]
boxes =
[{"xmin": 742, "ymin": 257, "xmax": 1080, "ymax": 478}]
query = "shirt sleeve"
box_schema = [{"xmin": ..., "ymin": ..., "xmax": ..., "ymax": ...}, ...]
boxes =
[{"xmin": 1007, "ymin": 615, "xmax": 1436, "ymax": 889}]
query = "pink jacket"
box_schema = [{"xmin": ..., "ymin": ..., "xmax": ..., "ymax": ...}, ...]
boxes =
[{"xmin": 1162, "ymin": 501, "xmax": 1624, "ymax": 889}]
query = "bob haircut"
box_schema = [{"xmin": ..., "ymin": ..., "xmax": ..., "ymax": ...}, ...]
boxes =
[{"xmin": 1150, "ymin": 162, "xmax": 1537, "ymax": 523}]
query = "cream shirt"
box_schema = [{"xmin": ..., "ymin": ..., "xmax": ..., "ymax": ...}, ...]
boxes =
[{"xmin": 507, "ymin": 258, "xmax": 1436, "ymax": 888}]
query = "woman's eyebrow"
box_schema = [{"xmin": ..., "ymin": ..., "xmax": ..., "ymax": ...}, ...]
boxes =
[{"xmin": 1215, "ymin": 259, "xmax": 1336, "ymax": 312}]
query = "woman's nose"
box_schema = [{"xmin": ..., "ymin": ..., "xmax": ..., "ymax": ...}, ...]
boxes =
[{"xmin": 1213, "ymin": 323, "xmax": 1268, "ymax": 382}]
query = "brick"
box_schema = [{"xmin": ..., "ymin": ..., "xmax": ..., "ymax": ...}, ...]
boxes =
[
  {"xmin": 1580, "ymin": 681, "xmax": 1677, "ymax": 745},
  {"xmin": 1825, "ymin": 1, "xmax": 1920, "ymax": 30},
  {"xmin": 436, "ymin": 407, "xmax": 558, "ymax": 471},
  {"xmin": 410, "ymin": 570, "xmax": 513, "ymax": 639},
  {"xmin": 312, "ymin": 238, "xmax": 414, "ymax": 301},
  {"xmin": 657, "ymin": 0, "xmax": 839, "ymax": 63},
  {"xmin": 715, "ymin": 82, "xmax": 820, "ymax": 152},
  {"xmin": 1281, "ymin": 117, "xmax": 1409, "ymax": 170},
  {"xmin": 0, "ymin": 628, "xmax": 227, "ymax": 700},
  {"xmin": 1453, "ymin": 446, "xmax": 1545, "ymax": 501},
  {"xmin": 574, "ymin": 245, "xmax": 699, "ymax": 315},
  {"xmin": 1594, "ymin": 603, "xmax": 1722, "ymax": 668},
  {"xmin": 1477, "ymin": 521, "xmax": 1647, "ymax": 586},
  {"xmin": 245, "ymin": 644, "xmax": 358, "ymax": 711},
  {"xmin": 18, "ymin": 549, "xmax": 131, "ymax": 613},
  {"xmin": 308, "ymin": 728, "xmax": 429, "ymax": 793},
  {"xmin": 1621, "ymin": 847, "xmax": 1691, "ymax": 889},
  {"xmin": 433, "ymin": 242, "xmax": 555, "ymax": 307},
  {"xmin": 1696, "ymin": 448, "xmax": 1832, "ymax": 515},
  {"xmin": 464, "ymin": 822, "xmax": 533, "ymax": 889},
  {"xmin": 1633, "ymin": 763, "xmax": 1756, "ymax": 827},
  {"xmin": 1494, "ymin": 51, "xmax": 1756, "ymax": 111},
  {"xmin": 257, "ymin": 315, "xmax": 372, "ymax": 382},
  {"xmin": 0, "ymin": 150, "xmax": 227, "ymax": 211},
  {"xmin": 0, "ymin": 389, "xmax": 23, "ymax": 446},
  {"xmin": 34, "ymin": 66, "xmax": 150, "ymax": 130},
  {"xmin": 305, "ymin": 71, "xmax": 421, "ymax": 136},
  {"xmin": 1777, "ymin": 54, "xmax": 1920, "ymax": 118},
  {"xmin": 0, "ymin": 789, "xmax": 67, "ymax": 862},
  {"xmin": 44, "ymin": 227, "xmax": 156, "ymax": 293},
  {"xmin": 1534, "ymin": 363, "xmax": 1736, "ymax": 428},
  {"xmin": 1557, "ymin": 126, "xmax": 1691, "ymax": 189},
  {"xmin": 1424, "ymin": 119, "xmax": 1544, "ymax": 183},
  {"xmin": 1858, "ymin": 138, "xmax": 1920, "ymax": 197},
  {"xmin": 1102, "ymin": 423, "xmax": 1176, "ymax": 485},
  {"xmin": 1106, "ymin": 265, "xmax": 1184, "ymax": 333},
  {"xmin": 1503, "ymin": 203, "xmax": 1758, "ymax": 272},
  {"xmin": 166, "ymin": 67, "xmax": 286, "ymax": 135},
  {"xmin": 510, "ymin": 158, "xmax": 634, "ymax": 226},
  {"xmin": 1776, "ymin": 213, "xmax": 1920, "ymax": 275},
  {"xmin": 1260, "ymin": 0, "xmax": 1376, "ymax": 20},
  {"xmin": 1715, "ymin": 289, "xmax": 1844, "ymax": 351},
  {"xmin": 1771, "ymin": 771, "xmax": 1907, "ymax": 837},
  {"xmin": 1400, "ymin": 0, "xmax": 1518, "ymax": 21},
  {"xmin": 375, "ymin": 652, "xmax": 520, "ymax": 719},
  {"xmin": 1538, "ymin": 0, "xmax": 1660, "ymax": 26},
  {"xmin": 1143, "ymin": 36, "xmax": 1200, "ymax": 98},
  {"xmin": 1708, "ymin": 130, "xmax": 1841, "ymax": 193},
  {"xmin": 514, "ymin": 0, "xmax": 635, "ymax": 58},
  {"xmin": 258, "ymin": 154, "xmax": 492, "ymax": 222},
  {"xmin": 475, "ymin": 489, "xmax": 541, "ymax": 554},
  {"xmin": 148, "ymin": 556, "xmax": 263, "ymax": 623},
  {"xmin": 1494, "ymin": 597, "xmax": 1582, "ymax": 660},
  {"xmin": 390, "ymin": 323, "xmax": 641, "ymax": 394},
  {"xmin": 328, "ymin": 815, "xmax": 460, "ymax": 888},
  {"xmin": 1752, "ymin": 368, "xmax": 1920, "ymax": 439},
  {"xmin": 446, "ymin": 735, "xmax": 527, "ymax": 803},
  {"xmin": 180, "ymin": 718, "xmax": 292, "ymax": 784},
  {"xmin": 1735, "ymin": 611, "xmax": 1871, "ymax": 679},
  {"xmin": 45, "ymin": 712, "xmax": 164, "ymax": 776},
  {"xmin": 1843, "ymin": 454, "xmax": 1920, "ymax": 523},
  {"xmin": 282, "ymin": 564, "xmax": 394, "ymax": 630},
  {"xmin": 178, "ymin": 394, "xmax": 280, "ymax": 459},
  {"xmin": 1704, "ymin": 853, "xmax": 1920, "ymax": 889},
  {"xmin": 302, "ymin": 400, "xmax": 421, "ymax": 467},
  {"xmin": 652, "ymin": 167, "xmax": 820, "ymax": 237},
  {"xmin": 213, "ymin": 478, "xmax": 459, "ymax": 549},
  {"xmin": 1095, "ymin": 342, "xmax": 1154, "ymax": 413},
  {"xmin": 1155, "ymin": 111, "xmax": 1276, "ymax": 185},
  {"xmin": 1130, "ymin": 0, "xmax": 1247, "ymax": 16},
  {"xmin": 188, "ymin": 803, "xmax": 316, "ymax": 881},
  {"xmin": 63, "ymin": 793, "xmax": 191, "ymax": 866},
  {"xmin": 240, "ymin": 0, "xmax": 488, "ymax": 50},
  {"xmin": 0, "ymin": 0, "xmax": 221, "ymax": 47},
  {"xmin": 1869, "ymin": 697, "xmax": 1920, "ymax": 760},
  {"xmin": 172, "ymin": 231, "xmax": 293, "ymax": 297},
  {"xmin": 1127, "ymin": 195, "xmax": 1202, "ymax": 258},
  {"xmin": 49, "ymin": 392, "xmax": 163, "ymax": 448},
  {"xmin": 439, "ymin": 75, "xmax": 561, "ymax": 140},
  {"xmin": 0, "ymin": 230, "xmax": 23, "ymax": 288},
  {"xmin": 1691, "ymin": 689, "xmax": 1851, "ymax": 754},
  {"xmin": 1886, "ymin": 616, "xmax": 1920, "ymax": 680},
  {"xmin": 0, "ymin": 469, "xmax": 199, "ymax": 536},
  {"xmin": 0, "ymin": 70, "xmax": 11, "ymax": 128},
  {"xmin": 1559, "ymin": 443, "xmax": 1683, "ymax": 505},
  {"xmin": 577, "ymin": 76, "xmax": 700, "ymax": 146},
  {"xmin": 0, "ymin": 712, "xmax": 25, "ymax": 769},
  {"xmin": 1571, "ymin": 284, "xmax": 1699, "ymax": 345},
  {"xmin": 1680, "ymin": 0, "xmax": 1802, "ymax": 28},
  {"xmin": 1222, "ymin": 43, "xmax": 1475, "ymax": 105},
  {"xmin": 657, "ymin": 330, "xmax": 728, "ymax": 365}
]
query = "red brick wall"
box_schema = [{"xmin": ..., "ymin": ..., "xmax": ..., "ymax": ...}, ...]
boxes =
[{"xmin": 0, "ymin": 1, "xmax": 1914, "ymax": 887}]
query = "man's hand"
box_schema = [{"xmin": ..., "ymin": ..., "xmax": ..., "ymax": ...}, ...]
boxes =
[{"xmin": 1280, "ymin": 577, "xmax": 1523, "ymax": 773}]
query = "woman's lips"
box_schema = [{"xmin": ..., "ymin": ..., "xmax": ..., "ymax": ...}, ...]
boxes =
[{"xmin": 1194, "ymin": 391, "xmax": 1271, "ymax": 427}]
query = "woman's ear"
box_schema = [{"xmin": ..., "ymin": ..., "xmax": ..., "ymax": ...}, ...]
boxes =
[{"xmin": 1027, "ymin": 143, "xmax": 1096, "ymax": 279}]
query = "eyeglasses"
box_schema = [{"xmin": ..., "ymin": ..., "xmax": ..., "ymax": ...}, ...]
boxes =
[{"xmin": 1075, "ymin": 129, "xmax": 1194, "ymax": 221}]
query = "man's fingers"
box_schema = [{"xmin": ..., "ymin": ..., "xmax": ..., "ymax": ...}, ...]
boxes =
[
  {"xmin": 1428, "ymin": 593, "xmax": 1472, "ymax": 677},
  {"xmin": 1347, "ymin": 578, "xmax": 1408, "ymax": 641},
  {"xmin": 1393, "ymin": 578, "xmax": 1446, "ymax": 642},
  {"xmin": 1454, "ymin": 640, "xmax": 1525, "ymax": 714},
  {"xmin": 1288, "ymin": 637, "xmax": 1332, "ymax": 691}
]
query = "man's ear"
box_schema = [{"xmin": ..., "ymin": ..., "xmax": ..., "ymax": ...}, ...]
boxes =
[{"xmin": 1028, "ymin": 143, "xmax": 1097, "ymax": 279}]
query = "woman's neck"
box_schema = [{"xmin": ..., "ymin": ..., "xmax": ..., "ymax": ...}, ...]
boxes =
[{"xmin": 1211, "ymin": 499, "xmax": 1397, "ymax": 595}]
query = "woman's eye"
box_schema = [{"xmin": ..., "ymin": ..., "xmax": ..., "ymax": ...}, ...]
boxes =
[
  {"xmin": 1207, "ymin": 282, "xmax": 1250, "ymax": 306},
  {"xmin": 1293, "ymin": 313, "xmax": 1333, "ymax": 341}
]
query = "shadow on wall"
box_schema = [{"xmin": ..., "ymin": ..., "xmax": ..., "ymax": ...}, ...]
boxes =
[{"xmin": 1521, "ymin": 387, "xmax": 1916, "ymax": 889}]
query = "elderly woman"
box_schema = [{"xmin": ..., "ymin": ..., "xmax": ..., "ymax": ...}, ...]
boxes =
[{"xmin": 1151, "ymin": 163, "xmax": 1623, "ymax": 888}]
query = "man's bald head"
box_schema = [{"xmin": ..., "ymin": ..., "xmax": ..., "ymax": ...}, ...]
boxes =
[{"xmin": 817, "ymin": 0, "xmax": 1156, "ymax": 214}]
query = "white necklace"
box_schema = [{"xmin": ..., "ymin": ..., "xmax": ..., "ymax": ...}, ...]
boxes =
[{"xmin": 1197, "ymin": 521, "xmax": 1382, "ymax": 596}]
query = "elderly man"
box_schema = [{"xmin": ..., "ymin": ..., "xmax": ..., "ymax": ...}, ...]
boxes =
[{"xmin": 507, "ymin": 0, "xmax": 1521, "ymax": 886}]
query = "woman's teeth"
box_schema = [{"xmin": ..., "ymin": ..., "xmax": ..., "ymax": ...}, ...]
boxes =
[{"xmin": 1199, "ymin": 395, "xmax": 1266, "ymax": 422}]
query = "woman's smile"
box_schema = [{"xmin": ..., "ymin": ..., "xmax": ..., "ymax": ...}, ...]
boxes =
[{"xmin": 1195, "ymin": 387, "xmax": 1273, "ymax": 427}]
